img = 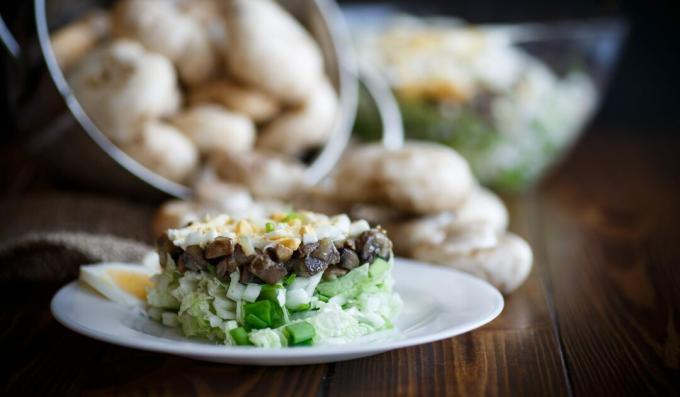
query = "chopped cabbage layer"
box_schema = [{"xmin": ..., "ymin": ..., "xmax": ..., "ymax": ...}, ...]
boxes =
[{"xmin": 146, "ymin": 257, "xmax": 400, "ymax": 347}]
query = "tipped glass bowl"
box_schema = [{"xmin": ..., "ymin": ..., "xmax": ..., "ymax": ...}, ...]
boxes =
[{"xmin": 348, "ymin": 8, "xmax": 625, "ymax": 192}]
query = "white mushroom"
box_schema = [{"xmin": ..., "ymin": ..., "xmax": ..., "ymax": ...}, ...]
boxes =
[
  {"xmin": 257, "ymin": 78, "xmax": 339, "ymax": 155},
  {"xmin": 387, "ymin": 214, "xmax": 500, "ymax": 257},
  {"xmin": 412, "ymin": 232, "xmax": 533, "ymax": 294},
  {"xmin": 193, "ymin": 174, "xmax": 256, "ymax": 215},
  {"xmin": 188, "ymin": 80, "xmax": 280, "ymax": 123},
  {"xmin": 330, "ymin": 142, "xmax": 475, "ymax": 214},
  {"xmin": 152, "ymin": 200, "xmax": 205, "ymax": 237},
  {"xmin": 171, "ymin": 104, "xmax": 256, "ymax": 156},
  {"xmin": 112, "ymin": 0, "xmax": 218, "ymax": 86},
  {"xmin": 223, "ymin": 0, "xmax": 324, "ymax": 103},
  {"xmin": 330, "ymin": 144, "xmax": 388, "ymax": 203},
  {"xmin": 291, "ymin": 183, "xmax": 350, "ymax": 216},
  {"xmin": 194, "ymin": 175, "xmax": 288, "ymax": 218},
  {"xmin": 123, "ymin": 121, "xmax": 199, "ymax": 183},
  {"xmin": 210, "ymin": 150, "xmax": 305, "ymax": 200},
  {"xmin": 375, "ymin": 142, "xmax": 475, "ymax": 214},
  {"xmin": 455, "ymin": 185, "xmax": 509, "ymax": 232},
  {"xmin": 50, "ymin": 10, "xmax": 110, "ymax": 71},
  {"xmin": 177, "ymin": 0, "xmax": 229, "ymax": 53},
  {"xmin": 68, "ymin": 39, "xmax": 180, "ymax": 145}
]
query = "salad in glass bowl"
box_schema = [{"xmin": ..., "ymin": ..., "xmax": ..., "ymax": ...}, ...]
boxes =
[{"xmin": 350, "ymin": 10, "xmax": 624, "ymax": 191}]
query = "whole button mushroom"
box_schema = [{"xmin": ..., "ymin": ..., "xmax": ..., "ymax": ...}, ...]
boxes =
[
  {"xmin": 193, "ymin": 177, "xmax": 256, "ymax": 216},
  {"xmin": 223, "ymin": 0, "xmax": 325, "ymax": 104},
  {"xmin": 50, "ymin": 10, "xmax": 110, "ymax": 71},
  {"xmin": 375, "ymin": 142, "xmax": 475, "ymax": 214},
  {"xmin": 385, "ymin": 185, "xmax": 509, "ymax": 257},
  {"xmin": 123, "ymin": 121, "xmax": 199, "ymax": 183},
  {"xmin": 188, "ymin": 80, "xmax": 281, "ymax": 124},
  {"xmin": 388, "ymin": 185, "xmax": 509, "ymax": 253},
  {"xmin": 171, "ymin": 104, "xmax": 256, "ymax": 157},
  {"xmin": 257, "ymin": 78, "xmax": 339, "ymax": 156},
  {"xmin": 387, "ymin": 215, "xmax": 499, "ymax": 258},
  {"xmin": 112, "ymin": 0, "xmax": 219, "ymax": 86},
  {"xmin": 412, "ymin": 232, "xmax": 533, "ymax": 294},
  {"xmin": 68, "ymin": 39, "xmax": 181, "ymax": 145},
  {"xmin": 152, "ymin": 200, "xmax": 205, "ymax": 238},
  {"xmin": 210, "ymin": 150, "xmax": 305, "ymax": 200},
  {"xmin": 176, "ymin": 0, "xmax": 229, "ymax": 53},
  {"xmin": 331, "ymin": 144, "xmax": 389, "ymax": 204},
  {"xmin": 455, "ymin": 185, "xmax": 509, "ymax": 232}
]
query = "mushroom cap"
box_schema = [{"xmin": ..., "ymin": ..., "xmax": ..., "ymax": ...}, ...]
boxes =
[
  {"xmin": 171, "ymin": 104, "xmax": 256, "ymax": 156},
  {"xmin": 68, "ymin": 39, "xmax": 181, "ymax": 145},
  {"xmin": 210, "ymin": 150, "xmax": 306, "ymax": 200},
  {"xmin": 257, "ymin": 78, "xmax": 339, "ymax": 155},
  {"xmin": 112, "ymin": 0, "xmax": 218, "ymax": 86},
  {"xmin": 223, "ymin": 0, "xmax": 324, "ymax": 104},
  {"xmin": 123, "ymin": 121, "xmax": 199, "ymax": 183},
  {"xmin": 412, "ymin": 232, "xmax": 533, "ymax": 294},
  {"xmin": 376, "ymin": 142, "xmax": 475, "ymax": 214},
  {"xmin": 188, "ymin": 80, "xmax": 280, "ymax": 123}
]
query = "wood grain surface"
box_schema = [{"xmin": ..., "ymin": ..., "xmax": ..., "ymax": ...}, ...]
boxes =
[{"xmin": 2, "ymin": 131, "xmax": 679, "ymax": 396}]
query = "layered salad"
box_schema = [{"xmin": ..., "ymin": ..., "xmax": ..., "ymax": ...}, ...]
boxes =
[
  {"xmin": 147, "ymin": 211, "xmax": 402, "ymax": 347},
  {"xmin": 354, "ymin": 15, "xmax": 597, "ymax": 191}
]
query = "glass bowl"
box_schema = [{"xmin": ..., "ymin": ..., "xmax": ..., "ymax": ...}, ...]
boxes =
[{"xmin": 347, "ymin": 7, "xmax": 626, "ymax": 192}]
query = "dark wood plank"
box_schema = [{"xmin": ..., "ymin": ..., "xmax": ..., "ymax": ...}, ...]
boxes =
[
  {"xmin": 4, "ymin": 131, "xmax": 679, "ymax": 396},
  {"xmin": 325, "ymin": 328, "xmax": 568, "ymax": 397},
  {"xmin": 539, "ymin": 132, "xmax": 680, "ymax": 395}
]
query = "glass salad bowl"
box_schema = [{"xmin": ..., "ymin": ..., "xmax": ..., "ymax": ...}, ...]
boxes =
[{"xmin": 347, "ymin": 8, "xmax": 626, "ymax": 192}]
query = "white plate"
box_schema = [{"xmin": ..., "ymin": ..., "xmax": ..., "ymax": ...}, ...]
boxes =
[{"xmin": 51, "ymin": 258, "xmax": 503, "ymax": 365}]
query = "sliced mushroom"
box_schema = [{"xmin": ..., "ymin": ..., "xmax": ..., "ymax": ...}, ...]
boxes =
[
  {"xmin": 156, "ymin": 233, "xmax": 182, "ymax": 268},
  {"xmin": 248, "ymin": 253, "xmax": 288, "ymax": 284},
  {"xmin": 310, "ymin": 239, "xmax": 340, "ymax": 266},
  {"xmin": 216, "ymin": 256, "xmax": 238, "ymax": 281},
  {"xmin": 338, "ymin": 248, "xmax": 360, "ymax": 270},
  {"xmin": 181, "ymin": 245, "xmax": 210, "ymax": 271},
  {"xmin": 292, "ymin": 256, "xmax": 327, "ymax": 277},
  {"xmin": 266, "ymin": 244, "xmax": 294, "ymax": 263},
  {"xmin": 356, "ymin": 229, "xmax": 392, "ymax": 264},
  {"xmin": 204, "ymin": 237, "xmax": 235, "ymax": 259},
  {"xmin": 323, "ymin": 266, "xmax": 348, "ymax": 280}
]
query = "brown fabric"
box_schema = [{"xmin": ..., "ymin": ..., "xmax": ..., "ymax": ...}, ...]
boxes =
[{"xmin": 0, "ymin": 193, "xmax": 156, "ymax": 283}]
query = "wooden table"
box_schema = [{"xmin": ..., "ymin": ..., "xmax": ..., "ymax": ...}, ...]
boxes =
[{"xmin": 2, "ymin": 130, "xmax": 679, "ymax": 396}]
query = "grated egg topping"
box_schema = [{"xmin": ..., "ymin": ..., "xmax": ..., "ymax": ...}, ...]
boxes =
[{"xmin": 167, "ymin": 211, "xmax": 371, "ymax": 251}]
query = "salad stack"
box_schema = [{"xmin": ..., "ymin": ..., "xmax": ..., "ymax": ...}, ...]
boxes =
[{"xmin": 147, "ymin": 211, "xmax": 402, "ymax": 347}]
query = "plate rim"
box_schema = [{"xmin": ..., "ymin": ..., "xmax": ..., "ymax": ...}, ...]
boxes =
[{"xmin": 51, "ymin": 258, "xmax": 504, "ymax": 361}]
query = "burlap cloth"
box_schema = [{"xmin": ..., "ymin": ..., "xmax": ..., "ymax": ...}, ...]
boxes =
[{"xmin": 0, "ymin": 192, "xmax": 156, "ymax": 283}]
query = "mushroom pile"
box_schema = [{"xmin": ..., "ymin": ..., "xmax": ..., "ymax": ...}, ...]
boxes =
[
  {"xmin": 299, "ymin": 142, "xmax": 534, "ymax": 294},
  {"xmin": 154, "ymin": 141, "xmax": 534, "ymax": 294},
  {"xmin": 52, "ymin": 0, "xmax": 339, "ymax": 198}
]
